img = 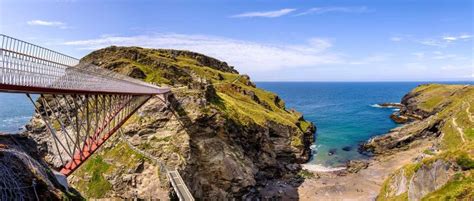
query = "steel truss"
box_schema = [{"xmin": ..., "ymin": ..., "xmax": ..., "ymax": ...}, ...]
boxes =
[
  {"xmin": 27, "ymin": 94, "xmax": 152, "ymax": 175},
  {"xmin": 0, "ymin": 34, "xmax": 170, "ymax": 176}
]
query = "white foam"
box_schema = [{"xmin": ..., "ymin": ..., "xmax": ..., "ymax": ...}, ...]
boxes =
[
  {"xmin": 371, "ymin": 103, "xmax": 400, "ymax": 109},
  {"xmin": 1, "ymin": 116, "xmax": 30, "ymax": 123},
  {"xmin": 392, "ymin": 108, "xmax": 400, "ymax": 111},
  {"xmin": 302, "ymin": 164, "xmax": 346, "ymax": 172},
  {"xmin": 370, "ymin": 104, "xmax": 382, "ymax": 108}
]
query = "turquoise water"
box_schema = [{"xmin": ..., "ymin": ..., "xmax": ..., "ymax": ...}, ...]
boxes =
[
  {"xmin": 256, "ymin": 82, "xmax": 471, "ymax": 167},
  {"xmin": 0, "ymin": 94, "xmax": 36, "ymax": 133}
]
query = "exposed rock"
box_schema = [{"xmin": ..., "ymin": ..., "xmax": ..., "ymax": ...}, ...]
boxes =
[
  {"xmin": 390, "ymin": 169, "xmax": 408, "ymax": 196},
  {"xmin": 390, "ymin": 113, "xmax": 409, "ymax": 124},
  {"xmin": 328, "ymin": 148, "xmax": 337, "ymax": 156},
  {"xmin": 127, "ymin": 67, "xmax": 146, "ymax": 79},
  {"xmin": 379, "ymin": 103, "xmax": 404, "ymax": 108},
  {"xmin": 362, "ymin": 115, "xmax": 441, "ymax": 155},
  {"xmin": 372, "ymin": 84, "xmax": 474, "ymax": 200},
  {"xmin": 408, "ymin": 160, "xmax": 453, "ymax": 200},
  {"xmin": 26, "ymin": 47, "xmax": 316, "ymax": 200},
  {"xmin": 346, "ymin": 160, "xmax": 369, "ymax": 173},
  {"xmin": 0, "ymin": 134, "xmax": 81, "ymax": 200},
  {"xmin": 342, "ymin": 146, "xmax": 352, "ymax": 152}
]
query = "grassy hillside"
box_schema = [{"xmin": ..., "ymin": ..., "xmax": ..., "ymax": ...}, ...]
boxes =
[
  {"xmin": 69, "ymin": 46, "xmax": 315, "ymax": 199},
  {"xmin": 378, "ymin": 84, "xmax": 474, "ymax": 200},
  {"xmin": 81, "ymin": 46, "xmax": 310, "ymax": 133}
]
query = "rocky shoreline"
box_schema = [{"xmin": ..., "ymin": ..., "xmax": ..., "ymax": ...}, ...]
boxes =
[{"xmin": 299, "ymin": 84, "xmax": 474, "ymax": 200}]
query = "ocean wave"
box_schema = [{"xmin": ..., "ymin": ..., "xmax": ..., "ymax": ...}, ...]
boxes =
[
  {"xmin": 309, "ymin": 144, "xmax": 320, "ymax": 150},
  {"xmin": 1, "ymin": 116, "xmax": 31, "ymax": 123},
  {"xmin": 392, "ymin": 108, "xmax": 400, "ymax": 111},
  {"xmin": 370, "ymin": 104, "xmax": 382, "ymax": 108},
  {"xmin": 370, "ymin": 103, "xmax": 399, "ymax": 109},
  {"xmin": 302, "ymin": 164, "xmax": 346, "ymax": 172}
]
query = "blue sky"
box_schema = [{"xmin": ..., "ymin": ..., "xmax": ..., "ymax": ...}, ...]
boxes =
[{"xmin": 1, "ymin": 0, "xmax": 473, "ymax": 81}]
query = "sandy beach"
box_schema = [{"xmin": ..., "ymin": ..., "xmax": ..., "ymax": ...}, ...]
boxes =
[{"xmin": 298, "ymin": 140, "xmax": 432, "ymax": 200}]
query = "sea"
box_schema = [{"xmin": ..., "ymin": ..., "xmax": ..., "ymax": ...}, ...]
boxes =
[
  {"xmin": 257, "ymin": 82, "xmax": 473, "ymax": 170},
  {"xmin": 0, "ymin": 82, "xmax": 472, "ymax": 169},
  {"xmin": 0, "ymin": 93, "xmax": 37, "ymax": 133}
]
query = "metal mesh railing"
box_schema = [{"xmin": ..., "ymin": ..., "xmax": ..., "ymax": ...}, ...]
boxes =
[{"xmin": 0, "ymin": 34, "xmax": 169, "ymax": 95}]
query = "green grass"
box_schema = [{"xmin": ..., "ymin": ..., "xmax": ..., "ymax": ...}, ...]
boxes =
[
  {"xmin": 423, "ymin": 149, "xmax": 435, "ymax": 155},
  {"xmin": 456, "ymin": 153, "xmax": 474, "ymax": 170},
  {"xmin": 421, "ymin": 171, "xmax": 474, "ymax": 201},
  {"xmin": 377, "ymin": 84, "xmax": 474, "ymax": 200},
  {"xmin": 404, "ymin": 162, "xmax": 422, "ymax": 178},
  {"xmin": 297, "ymin": 169, "xmax": 315, "ymax": 179},
  {"xmin": 441, "ymin": 121, "xmax": 463, "ymax": 150},
  {"xmin": 74, "ymin": 156, "xmax": 112, "ymax": 198},
  {"xmin": 72, "ymin": 141, "xmax": 149, "ymax": 198},
  {"xmin": 377, "ymin": 169, "xmax": 409, "ymax": 201},
  {"xmin": 299, "ymin": 121, "xmax": 312, "ymax": 132},
  {"xmin": 419, "ymin": 96, "xmax": 444, "ymax": 112}
]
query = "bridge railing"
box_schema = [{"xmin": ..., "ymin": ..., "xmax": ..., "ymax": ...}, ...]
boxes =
[{"xmin": 0, "ymin": 34, "xmax": 167, "ymax": 95}]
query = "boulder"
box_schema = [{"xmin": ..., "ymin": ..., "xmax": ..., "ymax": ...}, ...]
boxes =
[{"xmin": 346, "ymin": 160, "xmax": 369, "ymax": 173}]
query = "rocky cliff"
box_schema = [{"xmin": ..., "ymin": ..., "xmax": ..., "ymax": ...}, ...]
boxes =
[
  {"xmin": 0, "ymin": 134, "xmax": 82, "ymax": 200},
  {"xmin": 26, "ymin": 46, "xmax": 315, "ymax": 199},
  {"xmin": 365, "ymin": 84, "xmax": 473, "ymax": 200}
]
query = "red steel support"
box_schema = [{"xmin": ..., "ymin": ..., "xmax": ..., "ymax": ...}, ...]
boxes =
[{"xmin": 60, "ymin": 95, "xmax": 152, "ymax": 175}]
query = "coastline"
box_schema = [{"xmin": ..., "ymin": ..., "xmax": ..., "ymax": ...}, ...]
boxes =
[
  {"xmin": 298, "ymin": 84, "xmax": 474, "ymax": 200},
  {"xmin": 302, "ymin": 102, "xmax": 405, "ymax": 174},
  {"xmin": 298, "ymin": 102, "xmax": 426, "ymax": 199},
  {"xmin": 298, "ymin": 119, "xmax": 434, "ymax": 200},
  {"xmin": 298, "ymin": 137, "xmax": 432, "ymax": 200}
]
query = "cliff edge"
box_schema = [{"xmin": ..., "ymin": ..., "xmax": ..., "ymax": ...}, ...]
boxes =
[
  {"xmin": 26, "ymin": 46, "xmax": 315, "ymax": 199},
  {"xmin": 365, "ymin": 84, "xmax": 473, "ymax": 200}
]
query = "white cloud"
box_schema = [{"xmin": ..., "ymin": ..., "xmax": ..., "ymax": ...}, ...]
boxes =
[
  {"xmin": 230, "ymin": 8, "xmax": 296, "ymax": 18},
  {"xmin": 295, "ymin": 6, "xmax": 370, "ymax": 16},
  {"xmin": 442, "ymin": 36, "xmax": 457, "ymax": 41},
  {"xmin": 418, "ymin": 39, "xmax": 447, "ymax": 47},
  {"xmin": 442, "ymin": 34, "xmax": 472, "ymax": 41},
  {"xmin": 63, "ymin": 33, "xmax": 343, "ymax": 73},
  {"xmin": 27, "ymin": 20, "xmax": 69, "ymax": 29},
  {"xmin": 431, "ymin": 51, "xmax": 466, "ymax": 60},
  {"xmin": 390, "ymin": 37, "xmax": 402, "ymax": 42},
  {"xmin": 417, "ymin": 33, "xmax": 472, "ymax": 47}
]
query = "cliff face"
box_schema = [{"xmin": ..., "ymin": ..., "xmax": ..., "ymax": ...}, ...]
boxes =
[
  {"xmin": 0, "ymin": 134, "xmax": 81, "ymax": 200},
  {"xmin": 367, "ymin": 84, "xmax": 474, "ymax": 200},
  {"xmin": 28, "ymin": 46, "xmax": 315, "ymax": 199}
]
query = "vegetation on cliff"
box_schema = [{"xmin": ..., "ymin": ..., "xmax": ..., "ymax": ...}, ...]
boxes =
[
  {"xmin": 61, "ymin": 46, "xmax": 315, "ymax": 199},
  {"xmin": 374, "ymin": 84, "xmax": 473, "ymax": 200}
]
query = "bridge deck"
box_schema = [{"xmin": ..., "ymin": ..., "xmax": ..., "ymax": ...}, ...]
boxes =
[
  {"xmin": 0, "ymin": 34, "xmax": 170, "ymax": 95},
  {"xmin": 0, "ymin": 34, "xmax": 171, "ymax": 176},
  {"xmin": 168, "ymin": 170, "xmax": 195, "ymax": 201}
]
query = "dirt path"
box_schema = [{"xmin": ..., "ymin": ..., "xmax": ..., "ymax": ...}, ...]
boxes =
[
  {"xmin": 465, "ymin": 101, "xmax": 473, "ymax": 123},
  {"xmin": 452, "ymin": 117, "xmax": 466, "ymax": 143},
  {"xmin": 298, "ymin": 141, "xmax": 431, "ymax": 201}
]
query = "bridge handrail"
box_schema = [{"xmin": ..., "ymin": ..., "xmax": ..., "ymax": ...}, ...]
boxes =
[
  {"xmin": 0, "ymin": 34, "xmax": 78, "ymax": 67},
  {"xmin": 0, "ymin": 34, "xmax": 169, "ymax": 95},
  {"xmin": 120, "ymin": 136, "xmax": 194, "ymax": 201}
]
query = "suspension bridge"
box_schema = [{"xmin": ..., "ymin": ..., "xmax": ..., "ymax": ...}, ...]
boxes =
[{"xmin": 0, "ymin": 34, "xmax": 193, "ymax": 200}]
